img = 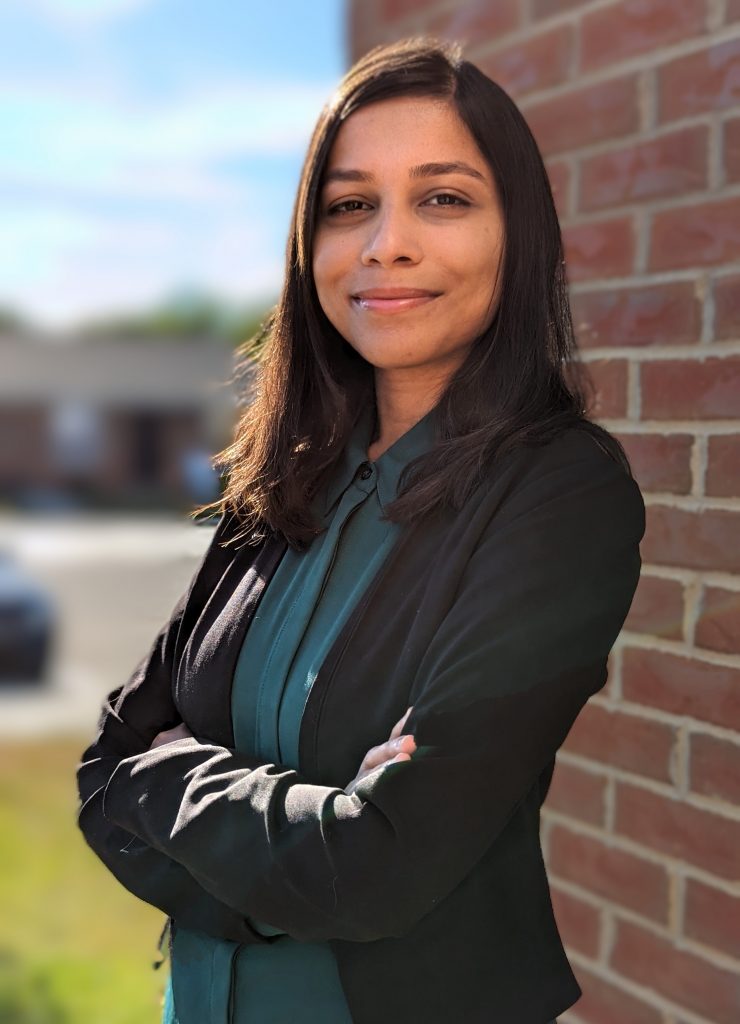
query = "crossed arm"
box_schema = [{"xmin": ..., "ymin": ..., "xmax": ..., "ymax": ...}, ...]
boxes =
[
  {"xmin": 77, "ymin": 445, "xmax": 644, "ymax": 944},
  {"xmin": 149, "ymin": 708, "xmax": 416, "ymax": 794},
  {"xmin": 76, "ymin": 517, "xmax": 415, "ymax": 945}
]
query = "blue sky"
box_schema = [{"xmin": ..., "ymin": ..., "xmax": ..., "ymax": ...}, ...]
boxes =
[{"xmin": 1, "ymin": 0, "xmax": 345, "ymax": 331}]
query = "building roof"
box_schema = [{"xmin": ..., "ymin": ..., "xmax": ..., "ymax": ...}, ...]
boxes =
[{"xmin": 0, "ymin": 334, "xmax": 247, "ymax": 408}]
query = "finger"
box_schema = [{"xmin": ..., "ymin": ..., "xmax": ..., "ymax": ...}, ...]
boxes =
[
  {"xmin": 361, "ymin": 735, "xmax": 415, "ymax": 773},
  {"xmin": 389, "ymin": 706, "xmax": 414, "ymax": 740},
  {"xmin": 359, "ymin": 742, "xmax": 390, "ymax": 772},
  {"xmin": 364, "ymin": 751, "xmax": 413, "ymax": 778},
  {"xmin": 346, "ymin": 749, "xmax": 413, "ymax": 796},
  {"xmin": 150, "ymin": 724, "xmax": 190, "ymax": 749}
]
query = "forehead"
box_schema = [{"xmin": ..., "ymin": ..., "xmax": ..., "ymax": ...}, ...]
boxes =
[{"xmin": 324, "ymin": 95, "xmax": 487, "ymax": 174}]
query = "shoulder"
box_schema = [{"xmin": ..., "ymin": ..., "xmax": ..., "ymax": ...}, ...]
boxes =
[
  {"xmin": 481, "ymin": 425, "xmax": 645, "ymax": 542},
  {"xmin": 499, "ymin": 423, "xmax": 637, "ymax": 490},
  {"xmin": 515, "ymin": 423, "xmax": 628, "ymax": 476}
]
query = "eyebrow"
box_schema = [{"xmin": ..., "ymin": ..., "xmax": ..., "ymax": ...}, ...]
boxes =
[{"xmin": 322, "ymin": 161, "xmax": 487, "ymax": 186}]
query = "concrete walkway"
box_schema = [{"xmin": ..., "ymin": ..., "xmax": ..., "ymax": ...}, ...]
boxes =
[{"xmin": 0, "ymin": 514, "xmax": 214, "ymax": 738}]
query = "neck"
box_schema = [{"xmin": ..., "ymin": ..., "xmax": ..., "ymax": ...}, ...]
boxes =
[{"xmin": 367, "ymin": 367, "xmax": 444, "ymax": 461}]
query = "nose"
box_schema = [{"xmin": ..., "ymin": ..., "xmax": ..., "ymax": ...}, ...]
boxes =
[{"xmin": 360, "ymin": 204, "xmax": 423, "ymax": 267}]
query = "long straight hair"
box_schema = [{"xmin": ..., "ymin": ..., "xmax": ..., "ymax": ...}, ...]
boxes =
[{"xmin": 202, "ymin": 37, "xmax": 631, "ymax": 550}]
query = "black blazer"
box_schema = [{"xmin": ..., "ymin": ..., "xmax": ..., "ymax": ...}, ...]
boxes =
[{"xmin": 77, "ymin": 425, "xmax": 645, "ymax": 1024}]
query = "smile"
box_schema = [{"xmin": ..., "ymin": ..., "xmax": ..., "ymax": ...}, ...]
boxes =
[{"xmin": 351, "ymin": 290, "xmax": 441, "ymax": 313}]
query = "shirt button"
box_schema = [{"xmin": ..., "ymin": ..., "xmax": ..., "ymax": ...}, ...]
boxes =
[{"xmin": 358, "ymin": 462, "xmax": 373, "ymax": 480}]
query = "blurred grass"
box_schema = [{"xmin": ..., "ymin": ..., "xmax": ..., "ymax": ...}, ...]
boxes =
[{"xmin": 0, "ymin": 737, "xmax": 166, "ymax": 1023}]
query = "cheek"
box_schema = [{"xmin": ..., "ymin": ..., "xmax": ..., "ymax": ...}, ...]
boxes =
[
  {"xmin": 313, "ymin": 256, "xmax": 338, "ymax": 312},
  {"xmin": 313, "ymin": 252, "xmax": 350, "ymax": 332},
  {"xmin": 453, "ymin": 234, "xmax": 503, "ymax": 303},
  {"xmin": 313, "ymin": 232, "xmax": 354, "ymax": 279},
  {"xmin": 311, "ymin": 249, "xmax": 330, "ymax": 294}
]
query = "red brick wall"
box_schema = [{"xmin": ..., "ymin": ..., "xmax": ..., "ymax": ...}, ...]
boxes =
[{"xmin": 348, "ymin": 4, "xmax": 740, "ymax": 1023}]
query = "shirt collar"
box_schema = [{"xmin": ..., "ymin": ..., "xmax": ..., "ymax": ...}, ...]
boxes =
[{"xmin": 322, "ymin": 401, "xmax": 439, "ymax": 516}]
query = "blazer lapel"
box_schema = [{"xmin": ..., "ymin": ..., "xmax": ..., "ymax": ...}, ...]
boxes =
[{"xmin": 175, "ymin": 529, "xmax": 288, "ymax": 747}]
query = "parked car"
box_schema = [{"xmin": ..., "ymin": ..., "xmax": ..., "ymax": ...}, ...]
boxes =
[{"xmin": 0, "ymin": 548, "xmax": 55, "ymax": 684}]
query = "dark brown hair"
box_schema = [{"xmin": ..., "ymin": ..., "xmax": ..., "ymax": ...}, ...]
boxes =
[{"xmin": 200, "ymin": 37, "xmax": 631, "ymax": 550}]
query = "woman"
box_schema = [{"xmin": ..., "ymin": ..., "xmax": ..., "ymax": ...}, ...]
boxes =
[{"xmin": 77, "ymin": 37, "xmax": 645, "ymax": 1024}]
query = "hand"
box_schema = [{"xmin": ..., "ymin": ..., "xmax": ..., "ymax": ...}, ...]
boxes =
[
  {"xmin": 149, "ymin": 723, "xmax": 194, "ymax": 750},
  {"xmin": 344, "ymin": 706, "xmax": 416, "ymax": 796}
]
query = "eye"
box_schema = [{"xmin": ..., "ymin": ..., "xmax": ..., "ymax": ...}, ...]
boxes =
[
  {"xmin": 423, "ymin": 193, "xmax": 471, "ymax": 208},
  {"xmin": 326, "ymin": 199, "xmax": 372, "ymax": 216}
]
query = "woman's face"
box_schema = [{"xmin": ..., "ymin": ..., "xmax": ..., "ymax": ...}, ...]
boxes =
[{"xmin": 312, "ymin": 95, "xmax": 505, "ymax": 380}]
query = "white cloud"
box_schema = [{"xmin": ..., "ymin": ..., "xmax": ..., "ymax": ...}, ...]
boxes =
[
  {"xmin": 0, "ymin": 65, "xmax": 332, "ymax": 327},
  {"xmin": 0, "ymin": 201, "xmax": 284, "ymax": 329},
  {"xmin": 56, "ymin": 77, "xmax": 330, "ymax": 160},
  {"xmin": 0, "ymin": 76, "xmax": 330, "ymax": 202}
]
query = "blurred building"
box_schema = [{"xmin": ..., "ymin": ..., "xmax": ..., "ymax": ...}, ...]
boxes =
[{"xmin": 0, "ymin": 334, "xmax": 242, "ymax": 510}]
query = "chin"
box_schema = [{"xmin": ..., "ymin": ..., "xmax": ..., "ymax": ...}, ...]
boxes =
[
  {"xmin": 350, "ymin": 336, "xmax": 470, "ymax": 373},
  {"xmin": 343, "ymin": 332, "xmax": 428, "ymax": 363},
  {"xmin": 344, "ymin": 345, "xmax": 426, "ymax": 371}
]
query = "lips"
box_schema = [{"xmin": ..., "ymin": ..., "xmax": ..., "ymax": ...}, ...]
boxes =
[{"xmin": 351, "ymin": 287, "xmax": 441, "ymax": 313}]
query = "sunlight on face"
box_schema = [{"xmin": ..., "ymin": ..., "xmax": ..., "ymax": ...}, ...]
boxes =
[{"xmin": 312, "ymin": 95, "xmax": 505, "ymax": 381}]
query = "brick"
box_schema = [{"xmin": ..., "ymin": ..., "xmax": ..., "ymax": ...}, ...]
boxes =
[
  {"xmin": 641, "ymin": 504, "xmax": 740, "ymax": 574},
  {"xmin": 690, "ymin": 731, "xmax": 740, "ymax": 805},
  {"xmin": 549, "ymin": 825, "xmax": 670, "ymax": 922},
  {"xmin": 623, "ymin": 646, "xmax": 740, "ymax": 730},
  {"xmin": 563, "ymin": 702, "xmax": 677, "ymax": 783},
  {"xmin": 571, "ymin": 282, "xmax": 701, "ymax": 348},
  {"xmin": 569, "ymin": 964, "xmax": 663, "ymax": 1024},
  {"xmin": 533, "ymin": 0, "xmax": 591, "ymax": 16},
  {"xmin": 546, "ymin": 158, "xmax": 571, "ymax": 219},
  {"xmin": 615, "ymin": 781, "xmax": 740, "ymax": 880},
  {"xmin": 478, "ymin": 23, "xmax": 573, "ymax": 98},
  {"xmin": 581, "ymin": 0, "xmax": 707, "ymax": 74},
  {"xmin": 616, "ymin": 432, "xmax": 693, "ymax": 494},
  {"xmin": 603, "ymin": 650, "xmax": 619, "ymax": 701},
  {"xmin": 715, "ymin": 272, "xmax": 740, "ymax": 339},
  {"xmin": 649, "ymin": 196, "xmax": 740, "ymax": 270},
  {"xmin": 381, "ymin": 0, "xmax": 431, "ymax": 20},
  {"xmin": 524, "ymin": 75, "xmax": 639, "ymax": 156},
  {"xmin": 640, "ymin": 356, "xmax": 740, "ymax": 419},
  {"xmin": 611, "ymin": 918, "xmax": 740, "ymax": 1024},
  {"xmin": 724, "ymin": 117, "xmax": 740, "ymax": 183},
  {"xmin": 580, "ymin": 125, "xmax": 708, "ymax": 211},
  {"xmin": 696, "ymin": 584, "xmax": 740, "ymax": 654},
  {"xmin": 549, "ymin": 884, "xmax": 601, "ymax": 957},
  {"xmin": 706, "ymin": 435, "xmax": 740, "ymax": 498},
  {"xmin": 684, "ymin": 877, "xmax": 740, "ymax": 960},
  {"xmin": 623, "ymin": 572, "xmax": 685, "ymax": 640},
  {"xmin": 544, "ymin": 759, "xmax": 607, "ymax": 826},
  {"xmin": 583, "ymin": 358, "xmax": 629, "ymax": 417},
  {"xmin": 658, "ymin": 38, "xmax": 740, "ymax": 122},
  {"xmin": 563, "ymin": 217, "xmax": 635, "ymax": 281},
  {"xmin": 427, "ymin": 0, "xmax": 520, "ymax": 41},
  {"xmin": 348, "ymin": 1, "xmax": 389, "ymax": 58}
]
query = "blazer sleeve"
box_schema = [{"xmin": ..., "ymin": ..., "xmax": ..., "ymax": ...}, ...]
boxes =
[
  {"xmin": 99, "ymin": 440, "xmax": 645, "ymax": 944},
  {"xmin": 76, "ymin": 513, "xmax": 268, "ymax": 945}
]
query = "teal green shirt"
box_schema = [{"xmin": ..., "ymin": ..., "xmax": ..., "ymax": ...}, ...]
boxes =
[{"xmin": 164, "ymin": 401, "xmax": 438, "ymax": 1024}]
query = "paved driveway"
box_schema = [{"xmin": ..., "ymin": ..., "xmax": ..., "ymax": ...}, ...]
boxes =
[{"xmin": 0, "ymin": 514, "xmax": 215, "ymax": 737}]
